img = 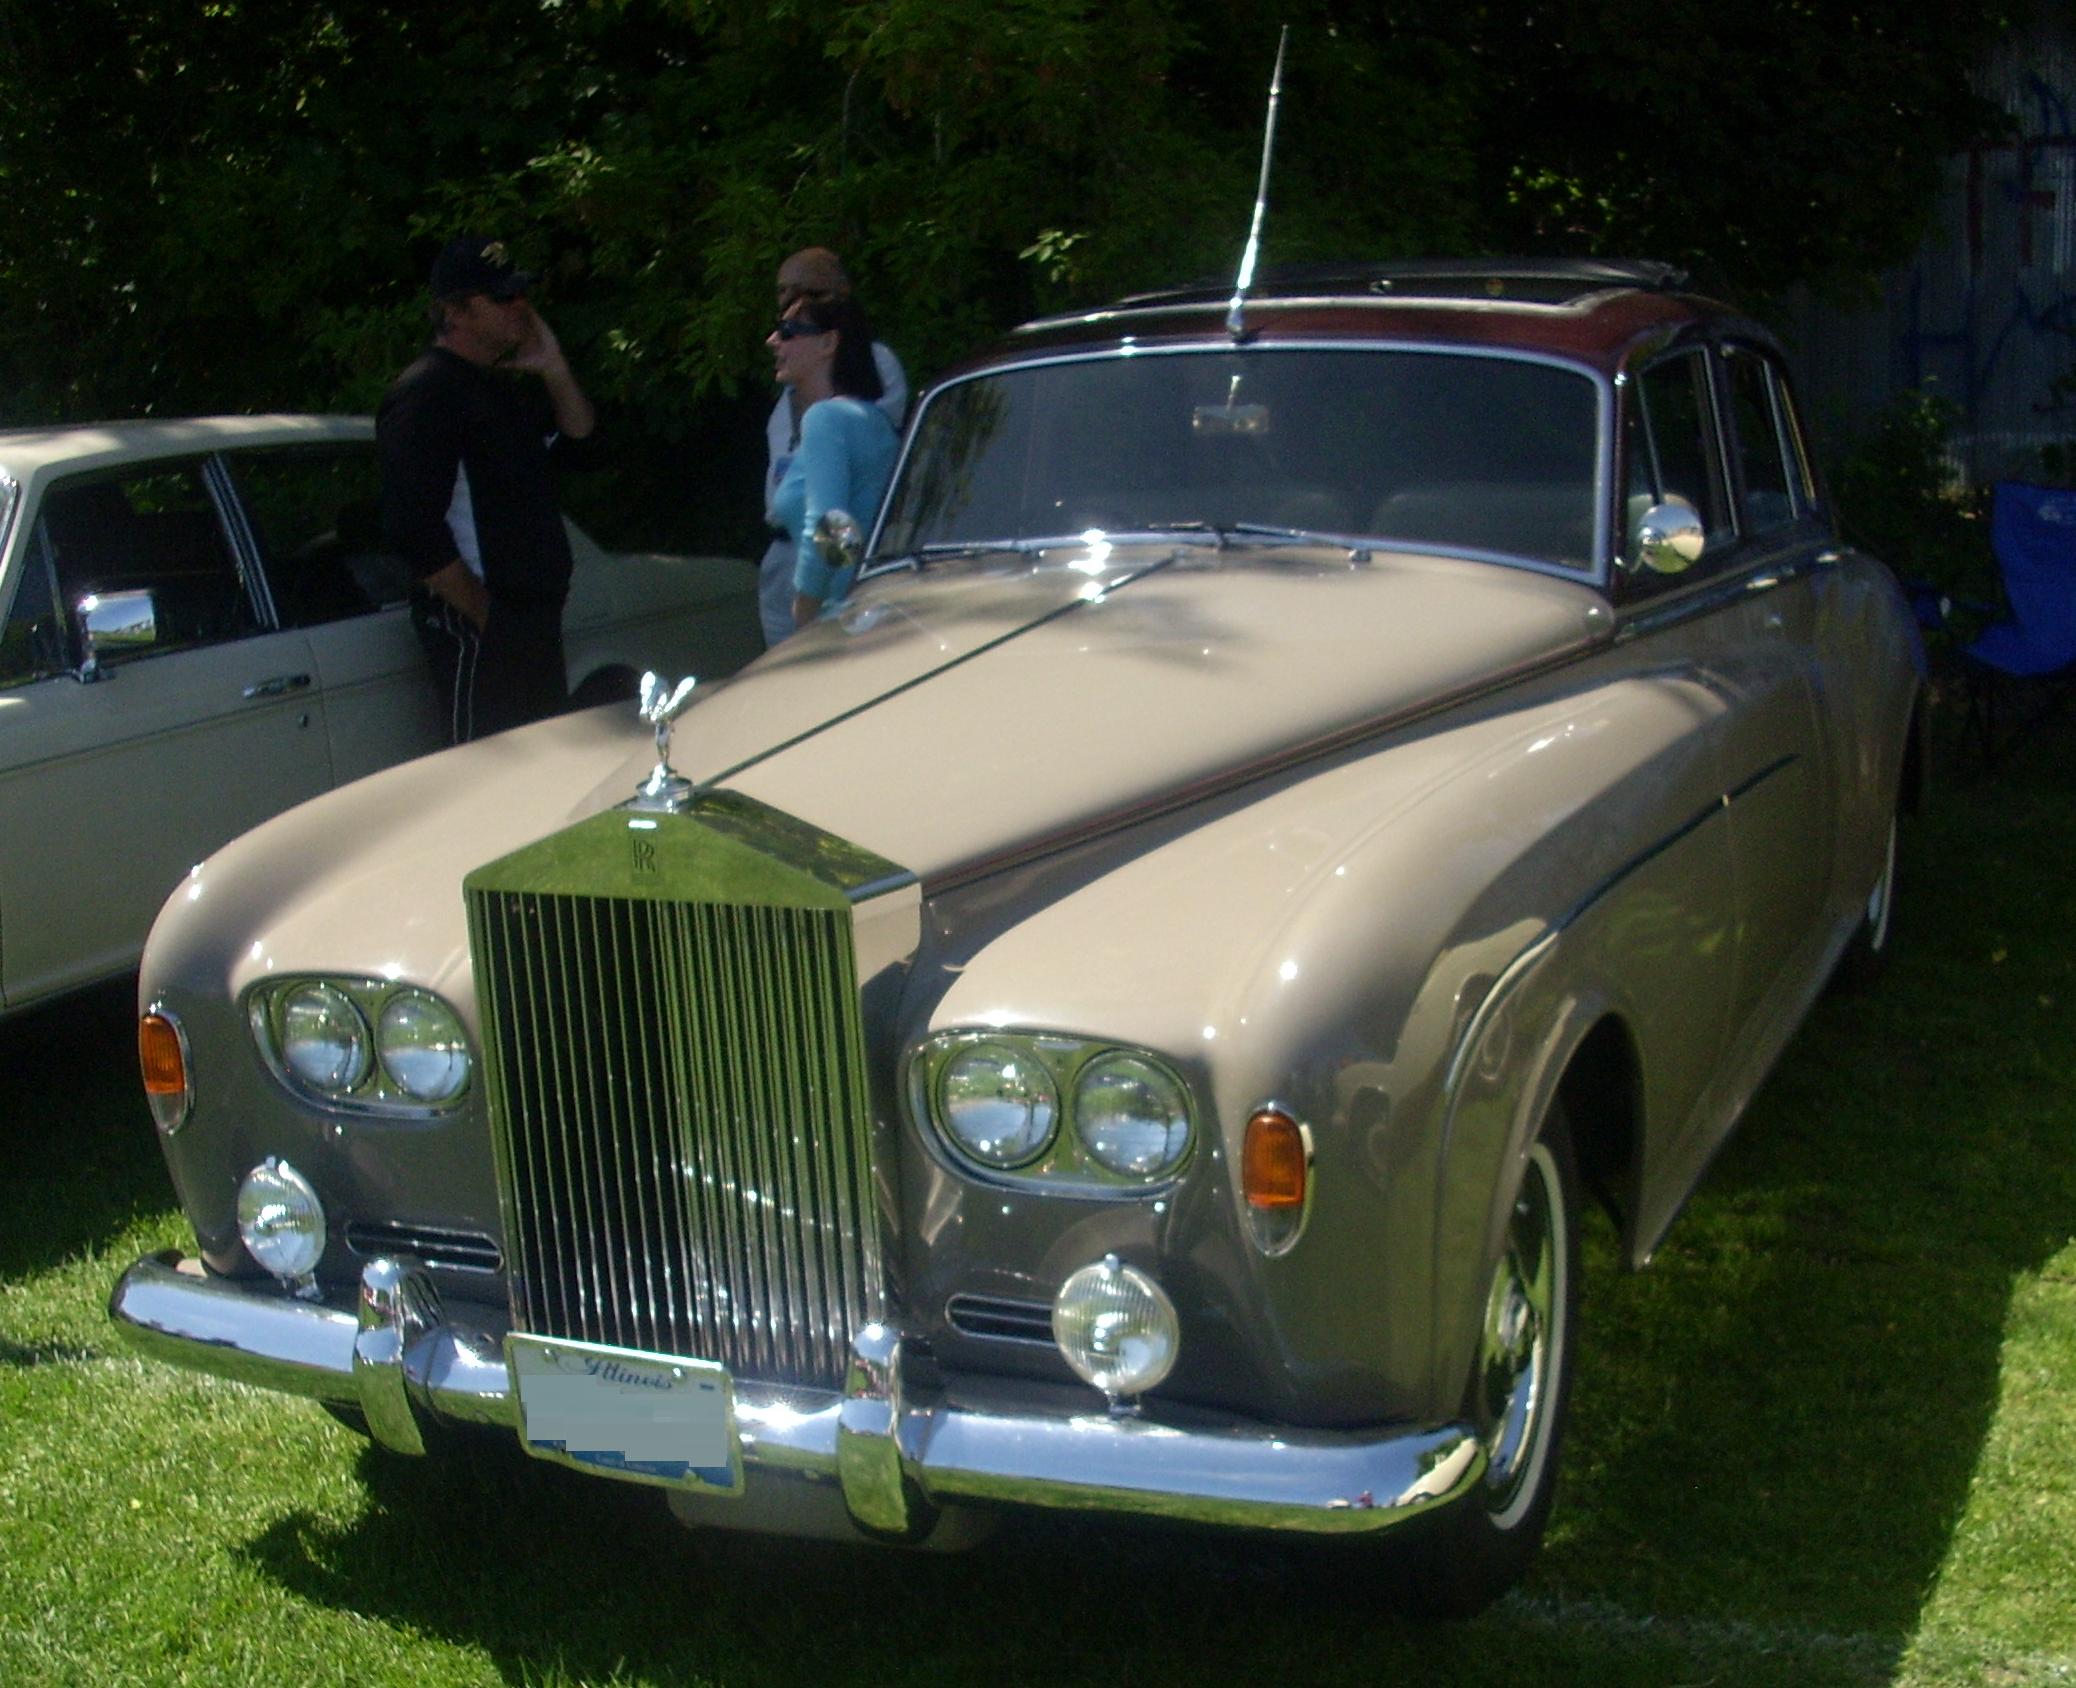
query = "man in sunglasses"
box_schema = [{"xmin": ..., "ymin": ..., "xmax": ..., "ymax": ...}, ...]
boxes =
[
  {"xmin": 759, "ymin": 247, "xmax": 907, "ymax": 646},
  {"xmin": 378, "ymin": 234, "xmax": 601, "ymax": 742}
]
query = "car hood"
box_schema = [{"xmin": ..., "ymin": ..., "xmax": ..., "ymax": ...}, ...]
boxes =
[
  {"xmin": 670, "ymin": 541, "xmax": 1610, "ymax": 878},
  {"xmin": 156, "ymin": 542, "xmax": 1611, "ymax": 999}
]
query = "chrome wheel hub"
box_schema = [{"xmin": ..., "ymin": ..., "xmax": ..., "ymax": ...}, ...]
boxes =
[{"xmin": 1475, "ymin": 1141, "xmax": 1567, "ymax": 1528}]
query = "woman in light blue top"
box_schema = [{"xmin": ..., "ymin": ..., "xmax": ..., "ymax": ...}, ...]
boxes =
[{"xmin": 766, "ymin": 294, "xmax": 900, "ymax": 629}]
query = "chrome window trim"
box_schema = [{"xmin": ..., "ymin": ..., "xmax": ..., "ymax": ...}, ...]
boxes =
[
  {"xmin": 0, "ymin": 470, "xmax": 21, "ymax": 590},
  {"xmin": 0, "ymin": 470, "xmax": 66, "ymax": 690},
  {"xmin": 1611, "ymin": 541, "xmax": 1836, "ymax": 641},
  {"xmin": 202, "ymin": 452, "xmax": 280, "ymax": 629},
  {"xmin": 863, "ymin": 340, "xmax": 1616, "ymax": 589},
  {"xmin": 1718, "ymin": 342, "xmax": 1806, "ymax": 534}
]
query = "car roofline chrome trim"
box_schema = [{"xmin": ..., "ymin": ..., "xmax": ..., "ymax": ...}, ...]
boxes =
[{"xmin": 1014, "ymin": 294, "xmax": 1616, "ymax": 337}]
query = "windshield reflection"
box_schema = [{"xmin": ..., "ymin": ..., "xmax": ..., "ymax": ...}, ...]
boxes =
[{"xmin": 874, "ymin": 347, "xmax": 1601, "ymax": 571}]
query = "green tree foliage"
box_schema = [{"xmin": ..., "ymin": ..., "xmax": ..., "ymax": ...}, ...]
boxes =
[{"xmin": 0, "ymin": 0, "xmax": 2014, "ymax": 547}]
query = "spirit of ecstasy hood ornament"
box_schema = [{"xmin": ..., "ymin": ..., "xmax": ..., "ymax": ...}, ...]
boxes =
[{"xmin": 629, "ymin": 671, "xmax": 698, "ymax": 810}]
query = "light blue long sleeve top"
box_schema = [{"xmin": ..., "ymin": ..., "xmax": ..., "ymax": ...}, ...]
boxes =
[{"xmin": 772, "ymin": 395, "xmax": 900, "ymax": 612}]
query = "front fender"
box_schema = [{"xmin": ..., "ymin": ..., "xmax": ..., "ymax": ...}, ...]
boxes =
[{"xmin": 902, "ymin": 651, "xmax": 1736, "ymax": 1425}]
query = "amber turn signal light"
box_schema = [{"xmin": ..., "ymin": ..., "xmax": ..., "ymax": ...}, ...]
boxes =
[
  {"xmin": 139, "ymin": 1011, "xmax": 192, "ymax": 1135},
  {"xmin": 1242, "ymin": 1108, "xmax": 1307, "ymax": 1209}
]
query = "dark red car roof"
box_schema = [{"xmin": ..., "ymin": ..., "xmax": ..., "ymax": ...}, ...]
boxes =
[{"xmin": 951, "ymin": 260, "xmax": 1765, "ymax": 383}]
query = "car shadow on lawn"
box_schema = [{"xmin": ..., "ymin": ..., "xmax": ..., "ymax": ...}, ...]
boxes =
[
  {"xmin": 0, "ymin": 975, "xmax": 171, "ymax": 1278},
  {"xmin": 234, "ymin": 721, "xmax": 2076, "ymax": 1685},
  {"xmin": 1540, "ymin": 718, "xmax": 2076, "ymax": 1644}
]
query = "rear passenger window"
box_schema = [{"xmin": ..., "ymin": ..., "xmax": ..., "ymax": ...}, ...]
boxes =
[
  {"xmin": 1724, "ymin": 347, "xmax": 1799, "ymax": 533},
  {"xmin": 35, "ymin": 463, "xmax": 257, "ymax": 662},
  {"xmin": 227, "ymin": 443, "xmax": 413, "ymax": 628}
]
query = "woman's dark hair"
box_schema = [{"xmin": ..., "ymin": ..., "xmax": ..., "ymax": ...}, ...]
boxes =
[{"xmin": 805, "ymin": 295, "xmax": 884, "ymax": 403}]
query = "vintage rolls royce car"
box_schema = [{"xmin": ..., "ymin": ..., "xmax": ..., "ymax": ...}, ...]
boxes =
[
  {"xmin": 111, "ymin": 261, "xmax": 1923, "ymax": 1614},
  {"xmin": 0, "ymin": 415, "xmax": 761, "ymax": 1014}
]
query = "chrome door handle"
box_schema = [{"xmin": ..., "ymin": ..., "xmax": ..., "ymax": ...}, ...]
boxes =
[{"xmin": 243, "ymin": 673, "xmax": 312, "ymax": 699}]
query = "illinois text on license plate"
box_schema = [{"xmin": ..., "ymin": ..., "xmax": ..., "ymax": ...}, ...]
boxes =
[{"xmin": 507, "ymin": 1332, "xmax": 742, "ymax": 1494}]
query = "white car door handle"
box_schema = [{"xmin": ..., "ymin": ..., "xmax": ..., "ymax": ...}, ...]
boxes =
[{"xmin": 243, "ymin": 673, "xmax": 312, "ymax": 700}]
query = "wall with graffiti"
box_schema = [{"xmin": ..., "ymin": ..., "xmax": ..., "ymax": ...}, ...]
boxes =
[{"xmin": 1781, "ymin": 27, "xmax": 2076, "ymax": 484}]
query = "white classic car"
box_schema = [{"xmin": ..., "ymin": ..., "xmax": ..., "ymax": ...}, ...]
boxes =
[
  {"xmin": 0, "ymin": 416, "xmax": 761, "ymax": 1013},
  {"xmin": 111, "ymin": 263, "xmax": 1924, "ymax": 1615}
]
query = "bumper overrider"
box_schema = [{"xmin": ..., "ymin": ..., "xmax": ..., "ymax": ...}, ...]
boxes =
[{"xmin": 109, "ymin": 1252, "xmax": 1484, "ymax": 1541}]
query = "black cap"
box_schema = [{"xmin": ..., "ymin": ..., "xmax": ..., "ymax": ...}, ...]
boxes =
[{"xmin": 429, "ymin": 235, "xmax": 535, "ymax": 300}]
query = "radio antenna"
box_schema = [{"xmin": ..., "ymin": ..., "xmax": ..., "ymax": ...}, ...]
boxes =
[{"xmin": 1226, "ymin": 25, "xmax": 1291, "ymax": 342}]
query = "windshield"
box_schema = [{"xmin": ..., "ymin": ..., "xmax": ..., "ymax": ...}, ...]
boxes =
[{"xmin": 874, "ymin": 347, "xmax": 1602, "ymax": 570}]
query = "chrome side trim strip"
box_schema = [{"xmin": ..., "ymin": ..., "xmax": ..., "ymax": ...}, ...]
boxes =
[
  {"xmin": 110, "ymin": 1252, "xmax": 1484, "ymax": 1539},
  {"xmin": 1614, "ymin": 537, "xmax": 1834, "ymax": 639}
]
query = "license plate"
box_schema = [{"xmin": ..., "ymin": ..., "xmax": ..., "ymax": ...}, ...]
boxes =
[{"xmin": 507, "ymin": 1332, "xmax": 742, "ymax": 1494}]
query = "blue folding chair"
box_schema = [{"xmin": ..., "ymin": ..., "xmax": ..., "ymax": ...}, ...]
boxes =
[{"xmin": 1959, "ymin": 481, "xmax": 2076, "ymax": 764}]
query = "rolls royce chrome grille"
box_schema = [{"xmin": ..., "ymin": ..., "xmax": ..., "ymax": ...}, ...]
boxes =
[{"xmin": 465, "ymin": 804, "xmax": 901, "ymax": 1394}]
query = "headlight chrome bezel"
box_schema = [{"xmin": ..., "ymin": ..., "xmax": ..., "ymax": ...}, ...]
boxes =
[
  {"xmin": 248, "ymin": 977, "xmax": 474, "ymax": 1117},
  {"xmin": 908, "ymin": 1029, "xmax": 1196, "ymax": 1194}
]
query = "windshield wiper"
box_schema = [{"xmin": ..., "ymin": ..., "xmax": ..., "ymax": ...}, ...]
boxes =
[
  {"xmin": 1137, "ymin": 520, "xmax": 1357, "ymax": 550},
  {"xmin": 873, "ymin": 535, "xmax": 1095, "ymax": 569}
]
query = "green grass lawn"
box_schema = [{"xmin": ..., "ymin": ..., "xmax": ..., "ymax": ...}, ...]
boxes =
[{"xmin": 4, "ymin": 711, "xmax": 2074, "ymax": 1686}]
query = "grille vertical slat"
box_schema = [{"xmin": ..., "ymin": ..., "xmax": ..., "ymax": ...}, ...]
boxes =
[{"xmin": 471, "ymin": 864, "xmax": 883, "ymax": 1394}]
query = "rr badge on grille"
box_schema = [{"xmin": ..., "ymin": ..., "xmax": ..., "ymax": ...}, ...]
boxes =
[{"xmin": 630, "ymin": 672, "xmax": 698, "ymax": 810}]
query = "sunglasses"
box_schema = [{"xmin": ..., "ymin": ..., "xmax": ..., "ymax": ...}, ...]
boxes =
[{"xmin": 773, "ymin": 316, "xmax": 831, "ymax": 341}]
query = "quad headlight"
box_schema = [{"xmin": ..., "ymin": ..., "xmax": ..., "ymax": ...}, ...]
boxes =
[
  {"xmin": 376, "ymin": 990, "xmax": 472, "ymax": 1104},
  {"xmin": 278, "ymin": 982, "xmax": 371, "ymax": 1092},
  {"xmin": 250, "ymin": 978, "xmax": 472, "ymax": 1114},
  {"xmin": 911, "ymin": 1032, "xmax": 1194, "ymax": 1189},
  {"xmin": 1076, "ymin": 1053, "xmax": 1191, "ymax": 1177},
  {"xmin": 939, "ymin": 1041, "xmax": 1059, "ymax": 1167}
]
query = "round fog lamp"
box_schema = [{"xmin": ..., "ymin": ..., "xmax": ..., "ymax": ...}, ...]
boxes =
[
  {"xmin": 377, "ymin": 990, "xmax": 471, "ymax": 1103},
  {"xmin": 278, "ymin": 982, "xmax": 370, "ymax": 1094},
  {"xmin": 1051, "ymin": 1254, "xmax": 1179, "ymax": 1401},
  {"xmin": 236, "ymin": 1157, "xmax": 327, "ymax": 1285}
]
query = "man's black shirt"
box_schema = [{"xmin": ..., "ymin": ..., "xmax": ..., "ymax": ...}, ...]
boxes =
[{"xmin": 376, "ymin": 346, "xmax": 592, "ymax": 609}]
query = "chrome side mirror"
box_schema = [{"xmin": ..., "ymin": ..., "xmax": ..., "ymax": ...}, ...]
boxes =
[
  {"xmin": 74, "ymin": 588, "xmax": 159, "ymax": 683},
  {"xmin": 812, "ymin": 508, "xmax": 864, "ymax": 571},
  {"xmin": 1627, "ymin": 499, "xmax": 1705, "ymax": 576}
]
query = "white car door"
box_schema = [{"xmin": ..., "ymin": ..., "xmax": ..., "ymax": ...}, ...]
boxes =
[
  {"xmin": 218, "ymin": 441, "xmax": 445, "ymax": 784},
  {"xmin": 0, "ymin": 456, "xmax": 332, "ymax": 1008}
]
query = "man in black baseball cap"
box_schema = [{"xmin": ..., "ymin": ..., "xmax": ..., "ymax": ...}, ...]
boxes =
[
  {"xmin": 428, "ymin": 234, "xmax": 538, "ymax": 302},
  {"xmin": 377, "ymin": 234, "xmax": 600, "ymax": 742}
]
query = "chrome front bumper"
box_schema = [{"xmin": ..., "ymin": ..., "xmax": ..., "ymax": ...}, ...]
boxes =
[{"xmin": 110, "ymin": 1252, "xmax": 1484, "ymax": 1541}]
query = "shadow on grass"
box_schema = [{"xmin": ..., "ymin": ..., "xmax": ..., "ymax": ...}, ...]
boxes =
[
  {"xmin": 0, "ymin": 974, "xmax": 171, "ymax": 1276},
  {"xmin": 232, "ymin": 717, "xmax": 2076, "ymax": 1685},
  {"xmin": 1542, "ymin": 717, "xmax": 2076, "ymax": 1643}
]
